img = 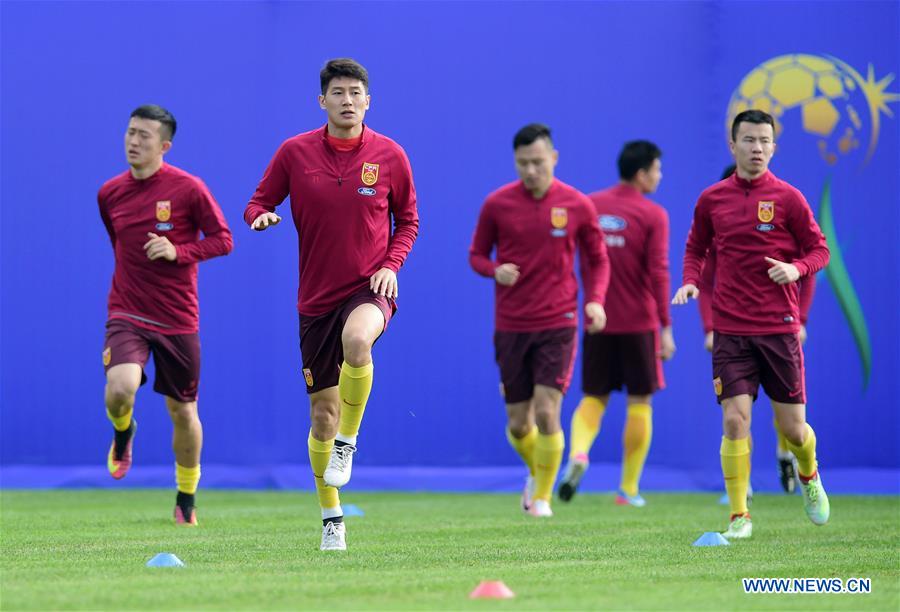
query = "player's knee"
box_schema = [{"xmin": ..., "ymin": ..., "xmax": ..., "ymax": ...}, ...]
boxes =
[
  {"xmin": 533, "ymin": 402, "xmax": 560, "ymax": 432},
  {"xmin": 105, "ymin": 379, "xmax": 138, "ymax": 408},
  {"xmin": 779, "ymin": 422, "xmax": 806, "ymax": 445},
  {"xmin": 341, "ymin": 331, "xmax": 373, "ymax": 367},
  {"xmin": 310, "ymin": 399, "xmax": 339, "ymax": 433},
  {"xmin": 722, "ymin": 412, "xmax": 749, "ymax": 437},
  {"xmin": 166, "ymin": 401, "xmax": 198, "ymax": 427}
]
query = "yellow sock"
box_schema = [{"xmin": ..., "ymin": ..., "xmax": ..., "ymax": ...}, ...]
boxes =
[
  {"xmin": 506, "ymin": 426, "xmax": 537, "ymax": 475},
  {"xmin": 620, "ymin": 403, "xmax": 652, "ymax": 497},
  {"xmin": 107, "ymin": 407, "xmax": 133, "ymax": 432},
  {"xmin": 785, "ymin": 424, "xmax": 818, "ymax": 478},
  {"xmin": 338, "ymin": 361, "xmax": 374, "ymax": 440},
  {"xmin": 308, "ymin": 431, "xmax": 340, "ymax": 509},
  {"xmin": 175, "ymin": 463, "xmax": 201, "ymax": 494},
  {"xmin": 533, "ymin": 431, "xmax": 565, "ymax": 501},
  {"xmin": 721, "ymin": 436, "xmax": 750, "ymax": 516},
  {"xmin": 569, "ymin": 396, "xmax": 605, "ymax": 458},
  {"xmin": 774, "ymin": 419, "xmax": 789, "ymax": 454}
]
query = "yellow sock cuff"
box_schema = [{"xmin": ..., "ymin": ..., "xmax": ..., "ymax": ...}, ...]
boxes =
[
  {"xmin": 175, "ymin": 463, "xmax": 201, "ymax": 494},
  {"xmin": 536, "ymin": 431, "xmax": 565, "ymax": 452},
  {"xmin": 721, "ymin": 436, "xmax": 750, "ymax": 455},
  {"xmin": 308, "ymin": 431, "xmax": 335, "ymax": 453},
  {"xmin": 107, "ymin": 407, "xmax": 133, "ymax": 432},
  {"xmin": 576, "ymin": 396, "xmax": 606, "ymax": 429},
  {"xmin": 341, "ymin": 361, "xmax": 374, "ymax": 378},
  {"xmin": 626, "ymin": 403, "xmax": 652, "ymax": 417},
  {"xmin": 506, "ymin": 425, "xmax": 537, "ymax": 446}
]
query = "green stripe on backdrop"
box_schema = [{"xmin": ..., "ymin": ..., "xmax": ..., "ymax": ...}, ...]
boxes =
[{"xmin": 818, "ymin": 176, "xmax": 872, "ymax": 390}]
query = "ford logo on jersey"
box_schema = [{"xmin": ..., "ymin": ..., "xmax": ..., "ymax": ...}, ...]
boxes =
[
  {"xmin": 599, "ymin": 215, "xmax": 627, "ymax": 231},
  {"xmin": 756, "ymin": 223, "xmax": 775, "ymax": 232},
  {"xmin": 358, "ymin": 187, "xmax": 376, "ymax": 196},
  {"xmin": 155, "ymin": 223, "xmax": 173, "ymax": 231}
]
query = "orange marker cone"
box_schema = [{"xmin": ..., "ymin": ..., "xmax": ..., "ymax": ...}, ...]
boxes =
[{"xmin": 469, "ymin": 580, "xmax": 515, "ymax": 599}]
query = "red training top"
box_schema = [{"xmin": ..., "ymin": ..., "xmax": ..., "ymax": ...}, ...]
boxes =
[
  {"xmin": 244, "ymin": 125, "xmax": 419, "ymax": 316},
  {"xmin": 682, "ymin": 170, "xmax": 829, "ymax": 335},
  {"xmin": 469, "ymin": 179, "xmax": 610, "ymax": 332},
  {"xmin": 588, "ymin": 183, "xmax": 670, "ymax": 334},
  {"xmin": 698, "ymin": 245, "xmax": 816, "ymax": 333},
  {"xmin": 98, "ymin": 162, "xmax": 233, "ymax": 335}
]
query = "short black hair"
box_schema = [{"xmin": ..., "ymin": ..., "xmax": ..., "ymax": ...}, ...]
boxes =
[
  {"xmin": 513, "ymin": 123, "xmax": 552, "ymax": 150},
  {"xmin": 320, "ymin": 58, "xmax": 369, "ymax": 94},
  {"xmin": 617, "ymin": 140, "xmax": 662, "ymax": 180},
  {"xmin": 130, "ymin": 105, "xmax": 176, "ymax": 141},
  {"xmin": 720, "ymin": 164, "xmax": 736, "ymax": 180},
  {"xmin": 731, "ymin": 109, "xmax": 776, "ymax": 142}
]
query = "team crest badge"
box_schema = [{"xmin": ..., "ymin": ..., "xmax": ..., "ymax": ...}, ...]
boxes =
[
  {"xmin": 156, "ymin": 200, "xmax": 172, "ymax": 222},
  {"xmin": 551, "ymin": 207, "xmax": 568, "ymax": 229},
  {"xmin": 303, "ymin": 368, "xmax": 314, "ymax": 387},
  {"xmin": 757, "ymin": 201, "xmax": 774, "ymax": 222},
  {"xmin": 102, "ymin": 347, "xmax": 111, "ymax": 367},
  {"xmin": 713, "ymin": 377, "xmax": 723, "ymax": 396},
  {"xmin": 361, "ymin": 162, "xmax": 379, "ymax": 186}
]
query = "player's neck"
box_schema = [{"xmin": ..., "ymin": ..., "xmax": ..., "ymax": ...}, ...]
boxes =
[
  {"xmin": 130, "ymin": 158, "xmax": 164, "ymax": 180},
  {"xmin": 622, "ymin": 179, "xmax": 648, "ymax": 195},
  {"xmin": 736, "ymin": 167, "xmax": 767, "ymax": 182},
  {"xmin": 327, "ymin": 122, "xmax": 363, "ymax": 140}
]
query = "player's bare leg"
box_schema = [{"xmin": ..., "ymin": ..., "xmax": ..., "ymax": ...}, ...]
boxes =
[
  {"xmin": 309, "ymin": 387, "xmax": 346, "ymax": 550},
  {"xmin": 166, "ymin": 397, "xmax": 202, "ymax": 526},
  {"xmin": 324, "ymin": 304, "xmax": 384, "ymax": 489},
  {"xmin": 721, "ymin": 394, "xmax": 752, "ymax": 538},
  {"xmin": 105, "ymin": 364, "xmax": 141, "ymax": 479},
  {"xmin": 529, "ymin": 385, "xmax": 564, "ymax": 517},
  {"xmin": 506, "ymin": 399, "xmax": 536, "ymax": 511},
  {"xmin": 616, "ymin": 394, "xmax": 652, "ymax": 507},
  {"xmin": 774, "ymin": 401, "xmax": 829, "ymax": 525}
]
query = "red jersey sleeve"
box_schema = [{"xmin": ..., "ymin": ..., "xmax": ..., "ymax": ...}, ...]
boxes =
[
  {"xmin": 381, "ymin": 147, "xmax": 419, "ymax": 272},
  {"xmin": 786, "ymin": 191, "xmax": 830, "ymax": 277},
  {"xmin": 244, "ymin": 142, "xmax": 290, "ymax": 225},
  {"xmin": 469, "ymin": 200, "xmax": 498, "ymax": 278},
  {"xmin": 98, "ymin": 187, "xmax": 116, "ymax": 248},
  {"xmin": 799, "ymin": 273, "xmax": 816, "ymax": 324},
  {"xmin": 647, "ymin": 206, "xmax": 671, "ymax": 327},
  {"xmin": 576, "ymin": 200, "xmax": 609, "ymax": 305},
  {"xmin": 697, "ymin": 248, "xmax": 716, "ymax": 332},
  {"xmin": 174, "ymin": 179, "xmax": 234, "ymax": 265},
  {"xmin": 682, "ymin": 196, "xmax": 713, "ymax": 287}
]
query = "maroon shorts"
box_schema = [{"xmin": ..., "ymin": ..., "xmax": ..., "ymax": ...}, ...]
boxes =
[
  {"xmin": 299, "ymin": 287, "xmax": 394, "ymax": 394},
  {"xmin": 582, "ymin": 331, "xmax": 664, "ymax": 396},
  {"xmin": 103, "ymin": 318, "xmax": 201, "ymax": 402},
  {"xmin": 494, "ymin": 327, "xmax": 577, "ymax": 404},
  {"xmin": 712, "ymin": 332, "xmax": 806, "ymax": 404}
]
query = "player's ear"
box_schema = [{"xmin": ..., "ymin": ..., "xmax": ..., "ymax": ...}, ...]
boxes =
[
  {"xmin": 318, "ymin": 94, "xmax": 326, "ymax": 110},
  {"xmin": 161, "ymin": 140, "xmax": 173, "ymax": 154},
  {"xmin": 364, "ymin": 94, "xmax": 371, "ymax": 111}
]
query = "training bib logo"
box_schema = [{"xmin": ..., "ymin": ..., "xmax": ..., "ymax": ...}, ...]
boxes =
[
  {"xmin": 303, "ymin": 368, "xmax": 314, "ymax": 388},
  {"xmin": 361, "ymin": 162, "xmax": 379, "ymax": 186},
  {"xmin": 156, "ymin": 200, "xmax": 172, "ymax": 222},
  {"xmin": 102, "ymin": 347, "xmax": 111, "ymax": 366},
  {"xmin": 757, "ymin": 201, "xmax": 775, "ymax": 222}
]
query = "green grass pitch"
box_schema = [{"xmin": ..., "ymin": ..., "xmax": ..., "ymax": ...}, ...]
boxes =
[{"xmin": 1, "ymin": 490, "xmax": 897, "ymax": 610}]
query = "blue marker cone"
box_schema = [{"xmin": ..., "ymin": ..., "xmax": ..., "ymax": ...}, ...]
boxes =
[
  {"xmin": 146, "ymin": 553, "xmax": 185, "ymax": 567},
  {"xmin": 692, "ymin": 532, "xmax": 730, "ymax": 547},
  {"xmin": 718, "ymin": 493, "xmax": 730, "ymax": 505},
  {"xmin": 343, "ymin": 504, "xmax": 365, "ymax": 517}
]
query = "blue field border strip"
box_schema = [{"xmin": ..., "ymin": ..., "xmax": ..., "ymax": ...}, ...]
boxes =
[{"xmin": 1, "ymin": 464, "xmax": 897, "ymax": 494}]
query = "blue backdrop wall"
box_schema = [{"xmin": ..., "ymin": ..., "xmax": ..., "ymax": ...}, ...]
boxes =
[{"xmin": 2, "ymin": 1, "xmax": 898, "ymax": 485}]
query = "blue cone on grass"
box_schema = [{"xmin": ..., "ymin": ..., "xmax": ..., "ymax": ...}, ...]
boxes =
[
  {"xmin": 147, "ymin": 553, "xmax": 185, "ymax": 567},
  {"xmin": 692, "ymin": 532, "xmax": 730, "ymax": 547}
]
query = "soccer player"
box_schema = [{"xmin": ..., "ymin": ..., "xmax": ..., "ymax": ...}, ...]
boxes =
[
  {"xmin": 99, "ymin": 105, "xmax": 233, "ymax": 525},
  {"xmin": 673, "ymin": 110, "xmax": 831, "ymax": 539},
  {"xmin": 469, "ymin": 124, "xmax": 610, "ymax": 518},
  {"xmin": 244, "ymin": 59, "xmax": 418, "ymax": 551},
  {"xmin": 701, "ymin": 164, "xmax": 818, "ymax": 496},
  {"xmin": 558, "ymin": 141, "xmax": 674, "ymax": 507}
]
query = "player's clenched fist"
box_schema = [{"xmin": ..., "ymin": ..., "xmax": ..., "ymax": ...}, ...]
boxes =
[
  {"xmin": 251, "ymin": 212, "xmax": 281, "ymax": 231},
  {"xmin": 494, "ymin": 263, "xmax": 520, "ymax": 286}
]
